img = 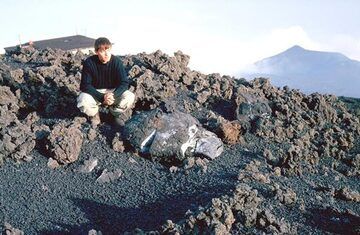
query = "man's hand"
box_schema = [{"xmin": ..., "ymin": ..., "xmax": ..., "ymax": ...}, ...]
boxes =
[{"xmin": 103, "ymin": 92, "xmax": 115, "ymax": 106}]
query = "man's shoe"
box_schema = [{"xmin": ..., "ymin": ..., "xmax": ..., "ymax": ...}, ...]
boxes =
[
  {"xmin": 113, "ymin": 116, "xmax": 125, "ymax": 128},
  {"xmin": 90, "ymin": 113, "xmax": 101, "ymax": 128}
]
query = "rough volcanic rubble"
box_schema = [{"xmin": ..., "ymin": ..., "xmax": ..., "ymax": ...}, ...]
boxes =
[{"xmin": 1, "ymin": 46, "xmax": 360, "ymax": 234}]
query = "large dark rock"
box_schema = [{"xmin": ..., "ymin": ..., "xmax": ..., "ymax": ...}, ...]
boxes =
[
  {"xmin": 0, "ymin": 85, "xmax": 19, "ymax": 126},
  {"xmin": 123, "ymin": 109, "xmax": 223, "ymax": 164},
  {"xmin": 235, "ymin": 84, "xmax": 272, "ymax": 123},
  {"xmin": 46, "ymin": 118, "xmax": 85, "ymax": 164},
  {"xmin": 0, "ymin": 88, "xmax": 37, "ymax": 163},
  {"xmin": 0, "ymin": 120, "xmax": 36, "ymax": 163}
]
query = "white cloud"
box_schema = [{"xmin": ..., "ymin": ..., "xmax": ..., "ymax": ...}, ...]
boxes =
[
  {"xmin": 112, "ymin": 25, "xmax": 321, "ymax": 77},
  {"xmin": 320, "ymin": 34, "xmax": 360, "ymax": 61},
  {"xmin": 185, "ymin": 25, "xmax": 321, "ymax": 76},
  {"xmin": 109, "ymin": 16, "xmax": 243, "ymax": 75},
  {"xmin": 256, "ymin": 26, "xmax": 320, "ymax": 57},
  {"xmin": 192, "ymin": 25, "xmax": 321, "ymax": 76},
  {"xmin": 238, "ymin": 26, "xmax": 321, "ymax": 76}
]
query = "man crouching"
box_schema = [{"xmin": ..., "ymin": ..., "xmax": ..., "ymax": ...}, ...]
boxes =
[{"xmin": 77, "ymin": 37, "xmax": 135, "ymax": 127}]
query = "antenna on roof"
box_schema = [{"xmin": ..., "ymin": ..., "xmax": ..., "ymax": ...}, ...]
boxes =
[{"xmin": 18, "ymin": 34, "xmax": 22, "ymax": 48}]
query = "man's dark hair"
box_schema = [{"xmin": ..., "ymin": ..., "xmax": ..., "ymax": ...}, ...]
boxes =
[{"xmin": 94, "ymin": 37, "xmax": 112, "ymax": 51}]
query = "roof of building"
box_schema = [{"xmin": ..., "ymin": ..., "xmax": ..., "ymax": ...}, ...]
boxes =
[{"xmin": 4, "ymin": 35, "xmax": 95, "ymax": 52}]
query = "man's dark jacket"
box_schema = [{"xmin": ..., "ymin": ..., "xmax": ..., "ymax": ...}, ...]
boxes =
[{"xmin": 80, "ymin": 55, "xmax": 130, "ymax": 102}]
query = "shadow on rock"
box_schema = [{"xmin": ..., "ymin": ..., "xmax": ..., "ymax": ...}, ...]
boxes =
[
  {"xmin": 306, "ymin": 207, "xmax": 360, "ymax": 234},
  {"xmin": 40, "ymin": 187, "xmax": 233, "ymax": 234},
  {"xmin": 208, "ymin": 97, "xmax": 237, "ymax": 121}
]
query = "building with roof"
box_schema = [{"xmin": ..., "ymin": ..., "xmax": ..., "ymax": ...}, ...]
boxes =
[{"xmin": 4, "ymin": 35, "xmax": 95, "ymax": 54}]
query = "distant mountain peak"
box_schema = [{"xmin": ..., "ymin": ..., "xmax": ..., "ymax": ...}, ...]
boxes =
[
  {"xmin": 261, "ymin": 45, "xmax": 309, "ymax": 61},
  {"xmin": 269, "ymin": 45, "xmax": 349, "ymax": 62},
  {"xmin": 281, "ymin": 45, "xmax": 308, "ymax": 56},
  {"xmin": 287, "ymin": 45, "xmax": 305, "ymax": 51},
  {"xmin": 244, "ymin": 45, "xmax": 360, "ymax": 98}
]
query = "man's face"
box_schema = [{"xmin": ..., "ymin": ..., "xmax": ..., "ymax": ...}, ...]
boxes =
[{"xmin": 96, "ymin": 45, "xmax": 112, "ymax": 64}]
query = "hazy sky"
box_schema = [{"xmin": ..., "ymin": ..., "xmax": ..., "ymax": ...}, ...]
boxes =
[{"xmin": 1, "ymin": 0, "xmax": 359, "ymax": 76}]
